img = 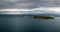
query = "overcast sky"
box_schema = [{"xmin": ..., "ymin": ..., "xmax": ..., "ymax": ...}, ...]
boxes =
[
  {"xmin": 0, "ymin": 0, "xmax": 60, "ymax": 9},
  {"xmin": 0, "ymin": 0, "xmax": 60, "ymax": 14}
]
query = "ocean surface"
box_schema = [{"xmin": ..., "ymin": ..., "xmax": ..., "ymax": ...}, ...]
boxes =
[{"xmin": 0, "ymin": 15, "xmax": 60, "ymax": 32}]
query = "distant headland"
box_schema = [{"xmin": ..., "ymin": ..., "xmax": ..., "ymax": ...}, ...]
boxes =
[{"xmin": 33, "ymin": 16, "xmax": 54, "ymax": 19}]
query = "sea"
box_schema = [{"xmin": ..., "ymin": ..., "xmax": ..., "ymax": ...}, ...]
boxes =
[{"xmin": 0, "ymin": 15, "xmax": 60, "ymax": 32}]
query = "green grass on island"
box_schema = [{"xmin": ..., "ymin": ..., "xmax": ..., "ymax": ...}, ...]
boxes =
[{"xmin": 33, "ymin": 16, "xmax": 54, "ymax": 19}]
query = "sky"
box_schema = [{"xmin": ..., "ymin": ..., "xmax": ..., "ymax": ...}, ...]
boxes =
[{"xmin": 0, "ymin": 0, "xmax": 60, "ymax": 14}]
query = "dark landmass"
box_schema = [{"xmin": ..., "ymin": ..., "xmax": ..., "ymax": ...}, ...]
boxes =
[
  {"xmin": 0, "ymin": 13, "xmax": 59, "ymax": 17},
  {"xmin": 33, "ymin": 16, "xmax": 54, "ymax": 19}
]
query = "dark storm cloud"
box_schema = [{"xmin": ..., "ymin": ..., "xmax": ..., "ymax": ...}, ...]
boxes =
[{"xmin": 0, "ymin": 0, "xmax": 60, "ymax": 9}]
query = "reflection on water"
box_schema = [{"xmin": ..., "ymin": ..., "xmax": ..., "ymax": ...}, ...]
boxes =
[{"xmin": 0, "ymin": 15, "xmax": 60, "ymax": 32}]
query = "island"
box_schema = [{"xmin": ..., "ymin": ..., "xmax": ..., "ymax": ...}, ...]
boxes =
[{"xmin": 33, "ymin": 16, "xmax": 54, "ymax": 19}]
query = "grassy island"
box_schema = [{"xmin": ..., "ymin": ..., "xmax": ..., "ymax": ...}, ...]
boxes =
[{"xmin": 33, "ymin": 16, "xmax": 54, "ymax": 19}]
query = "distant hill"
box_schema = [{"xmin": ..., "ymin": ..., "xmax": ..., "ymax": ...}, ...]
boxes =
[
  {"xmin": 0, "ymin": 11, "xmax": 60, "ymax": 17},
  {"xmin": 0, "ymin": 13, "xmax": 59, "ymax": 17}
]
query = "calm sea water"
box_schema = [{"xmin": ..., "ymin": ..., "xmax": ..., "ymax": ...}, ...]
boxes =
[{"xmin": 0, "ymin": 15, "xmax": 60, "ymax": 32}]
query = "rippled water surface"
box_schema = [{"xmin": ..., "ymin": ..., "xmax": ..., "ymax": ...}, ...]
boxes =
[{"xmin": 0, "ymin": 15, "xmax": 60, "ymax": 32}]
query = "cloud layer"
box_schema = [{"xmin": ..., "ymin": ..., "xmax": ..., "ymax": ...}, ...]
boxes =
[
  {"xmin": 0, "ymin": 0, "xmax": 60, "ymax": 15},
  {"xmin": 0, "ymin": 0, "xmax": 60, "ymax": 9},
  {"xmin": 0, "ymin": 7, "xmax": 60, "ymax": 14}
]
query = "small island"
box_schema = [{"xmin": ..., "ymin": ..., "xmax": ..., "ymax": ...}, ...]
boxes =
[{"xmin": 33, "ymin": 16, "xmax": 54, "ymax": 19}]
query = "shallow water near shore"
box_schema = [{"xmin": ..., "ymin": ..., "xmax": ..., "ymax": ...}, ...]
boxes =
[{"xmin": 0, "ymin": 15, "xmax": 60, "ymax": 32}]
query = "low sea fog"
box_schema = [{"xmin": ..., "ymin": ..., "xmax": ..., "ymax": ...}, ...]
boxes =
[{"xmin": 0, "ymin": 15, "xmax": 60, "ymax": 32}]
